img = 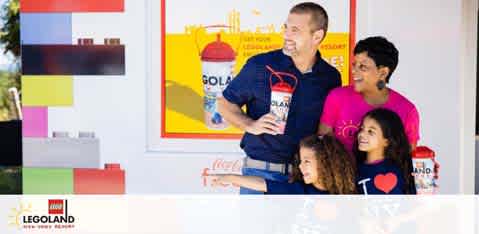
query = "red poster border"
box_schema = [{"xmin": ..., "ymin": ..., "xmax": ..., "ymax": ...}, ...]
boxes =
[
  {"xmin": 20, "ymin": 0, "xmax": 124, "ymax": 12},
  {"xmin": 160, "ymin": 0, "xmax": 356, "ymax": 139}
]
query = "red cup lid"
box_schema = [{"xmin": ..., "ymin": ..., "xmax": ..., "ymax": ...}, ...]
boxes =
[
  {"xmin": 200, "ymin": 34, "xmax": 235, "ymax": 61},
  {"xmin": 412, "ymin": 146, "xmax": 435, "ymax": 158},
  {"xmin": 271, "ymin": 82, "xmax": 294, "ymax": 93}
]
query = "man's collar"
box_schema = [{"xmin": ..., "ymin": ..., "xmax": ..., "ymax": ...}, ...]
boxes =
[{"xmin": 277, "ymin": 50, "xmax": 323, "ymax": 73}]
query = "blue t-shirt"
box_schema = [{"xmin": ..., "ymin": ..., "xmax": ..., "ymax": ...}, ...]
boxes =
[
  {"xmin": 357, "ymin": 160, "xmax": 407, "ymax": 194},
  {"xmin": 265, "ymin": 179, "xmax": 329, "ymax": 194},
  {"xmin": 222, "ymin": 49, "xmax": 341, "ymax": 163}
]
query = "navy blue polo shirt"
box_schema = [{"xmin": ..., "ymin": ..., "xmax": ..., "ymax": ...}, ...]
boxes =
[
  {"xmin": 265, "ymin": 180, "xmax": 329, "ymax": 194},
  {"xmin": 222, "ymin": 49, "xmax": 341, "ymax": 163}
]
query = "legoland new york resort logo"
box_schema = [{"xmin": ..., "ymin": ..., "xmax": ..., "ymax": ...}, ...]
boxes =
[{"xmin": 8, "ymin": 199, "xmax": 76, "ymax": 230}]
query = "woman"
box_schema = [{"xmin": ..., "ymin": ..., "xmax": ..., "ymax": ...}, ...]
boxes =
[{"xmin": 319, "ymin": 36, "xmax": 420, "ymax": 153}]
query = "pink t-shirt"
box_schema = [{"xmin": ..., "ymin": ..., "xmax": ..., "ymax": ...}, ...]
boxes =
[{"xmin": 320, "ymin": 85, "xmax": 420, "ymax": 152}]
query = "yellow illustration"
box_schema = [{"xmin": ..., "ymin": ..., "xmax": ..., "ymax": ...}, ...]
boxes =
[
  {"xmin": 8, "ymin": 202, "xmax": 32, "ymax": 229},
  {"xmin": 164, "ymin": 9, "xmax": 350, "ymax": 138},
  {"xmin": 228, "ymin": 10, "xmax": 240, "ymax": 34}
]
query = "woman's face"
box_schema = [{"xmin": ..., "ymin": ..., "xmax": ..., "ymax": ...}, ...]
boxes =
[
  {"xmin": 298, "ymin": 147, "xmax": 319, "ymax": 184},
  {"xmin": 352, "ymin": 52, "xmax": 383, "ymax": 93},
  {"xmin": 357, "ymin": 117, "xmax": 389, "ymax": 154}
]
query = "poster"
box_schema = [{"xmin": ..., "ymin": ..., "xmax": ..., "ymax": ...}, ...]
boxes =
[
  {"xmin": 161, "ymin": 0, "xmax": 354, "ymax": 139},
  {"xmin": 147, "ymin": 0, "xmax": 355, "ymax": 153}
]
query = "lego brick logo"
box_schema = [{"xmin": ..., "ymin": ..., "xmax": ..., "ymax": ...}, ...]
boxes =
[{"xmin": 48, "ymin": 200, "xmax": 64, "ymax": 214}]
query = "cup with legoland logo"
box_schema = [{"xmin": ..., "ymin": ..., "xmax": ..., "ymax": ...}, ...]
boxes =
[
  {"xmin": 266, "ymin": 65, "xmax": 297, "ymax": 134},
  {"xmin": 412, "ymin": 146, "xmax": 437, "ymax": 194}
]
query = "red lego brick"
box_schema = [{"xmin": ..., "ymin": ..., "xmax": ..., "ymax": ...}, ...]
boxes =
[
  {"xmin": 48, "ymin": 200, "xmax": 64, "ymax": 214},
  {"xmin": 20, "ymin": 0, "xmax": 124, "ymax": 13},
  {"xmin": 74, "ymin": 163, "xmax": 125, "ymax": 194}
]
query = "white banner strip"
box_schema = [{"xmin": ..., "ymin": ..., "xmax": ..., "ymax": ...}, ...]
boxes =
[{"xmin": 0, "ymin": 195, "xmax": 477, "ymax": 234}]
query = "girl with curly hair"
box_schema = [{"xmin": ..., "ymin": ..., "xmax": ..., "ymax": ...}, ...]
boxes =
[
  {"xmin": 210, "ymin": 134, "xmax": 356, "ymax": 194},
  {"xmin": 354, "ymin": 108, "xmax": 416, "ymax": 194}
]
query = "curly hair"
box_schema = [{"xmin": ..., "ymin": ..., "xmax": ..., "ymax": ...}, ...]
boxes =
[
  {"xmin": 290, "ymin": 134, "xmax": 356, "ymax": 194},
  {"xmin": 354, "ymin": 108, "xmax": 416, "ymax": 194}
]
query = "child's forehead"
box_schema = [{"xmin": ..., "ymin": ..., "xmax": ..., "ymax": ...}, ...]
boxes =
[
  {"xmin": 362, "ymin": 117, "xmax": 380, "ymax": 127},
  {"xmin": 299, "ymin": 147, "xmax": 316, "ymax": 158}
]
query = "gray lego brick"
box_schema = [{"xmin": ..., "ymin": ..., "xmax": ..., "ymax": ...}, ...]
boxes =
[{"xmin": 23, "ymin": 137, "xmax": 100, "ymax": 168}]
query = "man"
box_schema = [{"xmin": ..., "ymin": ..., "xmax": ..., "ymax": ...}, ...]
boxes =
[{"xmin": 218, "ymin": 2, "xmax": 341, "ymax": 194}]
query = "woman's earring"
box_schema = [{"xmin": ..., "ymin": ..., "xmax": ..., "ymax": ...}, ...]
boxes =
[{"xmin": 376, "ymin": 80, "xmax": 386, "ymax": 90}]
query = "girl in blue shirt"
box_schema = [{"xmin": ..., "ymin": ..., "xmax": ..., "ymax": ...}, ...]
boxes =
[
  {"xmin": 354, "ymin": 108, "xmax": 416, "ymax": 194},
  {"xmin": 211, "ymin": 135, "xmax": 356, "ymax": 194}
]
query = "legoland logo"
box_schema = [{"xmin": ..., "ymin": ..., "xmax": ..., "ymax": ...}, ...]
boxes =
[
  {"xmin": 201, "ymin": 158, "xmax": 242, "ymax": 187},
  {"xmin": 48, "ymin": 199, "xmax": 64, "ymax": 214},
  {"xmin": 8, "ymin": 199, "xmax": 76, "ymax": 230}
]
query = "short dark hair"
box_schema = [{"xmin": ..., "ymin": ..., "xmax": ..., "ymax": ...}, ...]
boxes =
[
  {"xmin": 354, "ymin": 36, "xmax": 399, "ymax": 82},
  {"xmin": 290, "ymin": 2, "xmax": 328, "ymax": 34}
]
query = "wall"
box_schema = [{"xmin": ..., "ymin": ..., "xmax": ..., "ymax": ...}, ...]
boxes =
[
  {"xmin": 44, "ymin": 0, "xmax": 242, "ymax": 194},
  {"xmin": 356, "ymin": 0, "xmax": 477, "ymax": 193},
  {"xmin": 45, "ymin": 0, "xmax": 476, "ymax": 193}
]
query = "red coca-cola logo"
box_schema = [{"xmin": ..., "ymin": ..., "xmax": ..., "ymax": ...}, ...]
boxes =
[
  {"xmin": 212, "ymin": 158, "xmax": 242, "ymax": 172},
  {"xmin": 201, "ymin": 158, "xmax": 242, "ymax": 188}
]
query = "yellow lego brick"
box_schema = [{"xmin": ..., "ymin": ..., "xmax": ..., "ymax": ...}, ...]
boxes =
[{"xmin": 21, "ymin": 76, "xmax": 73, "ymax": 106}]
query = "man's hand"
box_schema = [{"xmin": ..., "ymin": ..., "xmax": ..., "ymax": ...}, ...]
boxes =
[{"xmin": 245, "ymin": 113, "xmax": 282, "ymax": 135}]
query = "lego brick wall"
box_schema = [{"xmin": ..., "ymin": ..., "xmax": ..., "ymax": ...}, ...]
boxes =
[
  {"xmin": 30, "ymin": 0, "xmax": 244, "ymax": 194},
  {"xmin": 8, "ymin": 0, "xmax": 246, "ymax": 194},
  {"xmin": 18, "ymin": 0, "xmax": 233, "ymax": 194},
  {"xmin": 20, "ymin": 0, "xmax": 126, "ymax": 194}
]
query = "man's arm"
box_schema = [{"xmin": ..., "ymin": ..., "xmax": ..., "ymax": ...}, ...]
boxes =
[
  {"xmin": 217, "ymin": 97, "xmax": 281, "ymax": 135},
  {"xmin": 217, "ymin": 97, "xmax": 253, "ymax": 131}
]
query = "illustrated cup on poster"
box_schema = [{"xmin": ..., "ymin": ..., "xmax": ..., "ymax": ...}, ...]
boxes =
[
  {"xmin": 196, "ymin": 25, "xmax": 241, "ymax": 130},
  {"xmin": 412, "ymin": 146, "xmax": 437, "ymax": 194},
  {"xmin": 266, "ymin": 65, "xmax": 297, "ymax": 134}
]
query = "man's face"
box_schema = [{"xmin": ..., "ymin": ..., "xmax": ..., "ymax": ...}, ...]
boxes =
[{"xmin": 283, "ymin": 13, "xmax": 321, "ymax": 57}]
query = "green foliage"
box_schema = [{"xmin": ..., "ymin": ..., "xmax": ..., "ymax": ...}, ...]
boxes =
[
  {"xmin": 0, "ymin": 1, "xmax": 21, "ymax": 193},
  {"xmin": 0, "ymin": 167, "xmax": 21, "ymax": 194},
  {"xmin": 0, "ymin": 0, "xmax": 19, "ymax": 57},
  {"xmin": 0, "ymin": 71, "xmax": 19, "ymax": 120},
  {"xmin": 0, "ymin": 0, "xmax": 19, "ymax": 121}
]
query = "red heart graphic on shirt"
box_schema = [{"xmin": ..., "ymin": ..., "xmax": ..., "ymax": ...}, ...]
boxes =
[{"xmin": 374, "ymin": 173, "xmax": 398, "ymax": 194}]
